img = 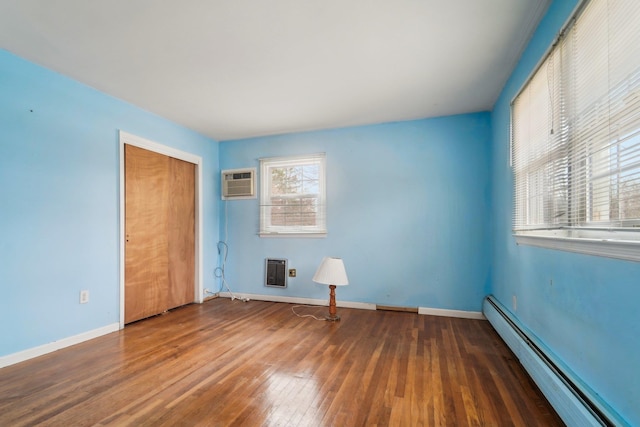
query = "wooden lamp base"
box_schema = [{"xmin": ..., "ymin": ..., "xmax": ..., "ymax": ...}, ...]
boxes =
[{"xmin": 326, "ymin": 284, "xmax": 341, "ymax": 321}]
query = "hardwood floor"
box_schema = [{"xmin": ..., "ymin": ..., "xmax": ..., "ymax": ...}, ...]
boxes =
[{"xmin": 0, "ymin": 299, "xmax": 563, "ymax": 426}]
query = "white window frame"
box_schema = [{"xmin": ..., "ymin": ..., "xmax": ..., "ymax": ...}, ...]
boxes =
[
  {"xmin": 259, "ymin": 153, "xmax": 327, "ymax": 237},
  {"xmin": 511, "ymin": 0, "xmax": 640, "ymax": 262}
]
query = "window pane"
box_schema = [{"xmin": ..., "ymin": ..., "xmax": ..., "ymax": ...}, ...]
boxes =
[
  {"xmin": 512, "ymin": 0, "xmax": 640, "ymax": 235},
  {"xmin": 260, "ymin": 154, "xmax": 326, "ymax": 235},
  {"xmin": 271, "ymin": 166, "xmax": 302, "ymax": 195}
]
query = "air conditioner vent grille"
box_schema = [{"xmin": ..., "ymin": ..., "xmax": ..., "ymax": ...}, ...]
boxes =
[{"xmin": 221, "ymin": 168, "xmax": 256, "ymax": 199}]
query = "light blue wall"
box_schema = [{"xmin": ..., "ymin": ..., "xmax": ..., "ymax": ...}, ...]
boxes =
[
  {"xmin": 219, "ymin": 115, "xmax": 492, "ymax": 311},
  {"xmin": 490, "ymin": 1, "xmax": 639, "ymax": 424},
  {"xmin": 0, "ymin": 50, "xmax": 219, "ymax": 357}
]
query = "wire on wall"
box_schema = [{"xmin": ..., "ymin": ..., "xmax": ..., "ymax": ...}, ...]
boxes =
[{"xmin": 214, "ymin": 201, "xmax": 249, "ymax": 302}]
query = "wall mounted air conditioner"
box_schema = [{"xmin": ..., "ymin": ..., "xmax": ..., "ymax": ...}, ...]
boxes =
[{"xmin": 221, "ymin": 168, "xmax": 256, "ymax": 200}]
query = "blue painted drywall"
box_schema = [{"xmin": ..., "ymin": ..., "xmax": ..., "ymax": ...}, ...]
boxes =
[
  {"xmin": 219, "ymin": 115, "xmax": 492, "ymax": 311},
  {"xmin": 0, "ymin": 49, "xmax": 219, "ymax": 357},
  {"xmin": 490, "ymin": 0, "xmax": 639, "ymax": 424}
]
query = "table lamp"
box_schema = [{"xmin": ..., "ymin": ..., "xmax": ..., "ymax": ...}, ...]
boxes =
[{"xmin": 312, "ymin": 257, "xmax": 349, "ymax": 321}]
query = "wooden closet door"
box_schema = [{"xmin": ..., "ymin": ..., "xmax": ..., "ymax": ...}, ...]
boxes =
[
  {"xmin": 124, "ymin": 144, "xmax": 195, "ymax": 324},
  {"xmin": 167, "ymin": 156, "xmax": 195, "ymax": 309}
]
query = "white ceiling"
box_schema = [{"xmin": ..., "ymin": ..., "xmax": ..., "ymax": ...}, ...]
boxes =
[{"xmin": 0, "ymin": 0, "xmax": 550, "ymax": 141}]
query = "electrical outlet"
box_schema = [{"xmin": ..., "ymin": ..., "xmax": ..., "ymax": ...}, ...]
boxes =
[
  {"xmin": 80, "ymin": 290, "xmax": 89, "ymax": 304},
  {"xmin": 288, "ymin": 268, "xmax": 296, "ymax": 278}
]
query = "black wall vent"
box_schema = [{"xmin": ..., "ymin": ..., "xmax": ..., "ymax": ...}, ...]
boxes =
[{"xmin": 265, "ymin": 258, "xmax": 287, "ymax": 288}]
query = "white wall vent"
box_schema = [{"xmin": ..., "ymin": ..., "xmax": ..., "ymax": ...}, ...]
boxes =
[{"xmin": 221, "ymin": 168, "xmax": 256, "ymax": 200}]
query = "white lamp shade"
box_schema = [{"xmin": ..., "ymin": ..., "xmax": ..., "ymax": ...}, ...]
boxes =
[{"xmin": 312, "ymin": 257, "xmax": 349, "ymax": 286}]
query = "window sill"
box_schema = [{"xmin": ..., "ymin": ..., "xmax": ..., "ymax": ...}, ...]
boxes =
[
  {"xmin": 259, "ymin": 232, "xmax": 327, "ymax": 238},
  {"xmin": 514, "ymin": 230, "xmax": 640, "ymax": 262}
]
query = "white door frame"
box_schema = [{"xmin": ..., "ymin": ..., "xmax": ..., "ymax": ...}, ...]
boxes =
[{"xmin": 119, "ymin": 130, "xmax": 204, "ymax": 328}]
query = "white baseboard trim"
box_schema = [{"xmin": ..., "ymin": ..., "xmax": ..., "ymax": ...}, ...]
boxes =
[
  {"xmin": 217, "ymin": 292, "xmax": 376, "ymax": 311},
  {"xmin": 0, "ymin": 323, "xmax": 120, "ymax": 369},
  {"xmin": 216, "ymin": 293, "xmax": 483, "ymax": 319},
  {"xmin": 418, "ymin": 307, "xmax": 485, "ymax": 320}
]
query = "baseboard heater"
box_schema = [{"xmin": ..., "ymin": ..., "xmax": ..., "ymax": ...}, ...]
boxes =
[{"xmin": 483, "ymin": 295, "xmax": 627, "ymax": 427}]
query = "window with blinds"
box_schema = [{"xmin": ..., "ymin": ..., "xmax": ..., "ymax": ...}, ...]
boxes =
[
  {"xmin": 259, "ymin": 153, "xmax": 326, "ymax": 236},
  {"xmin": 512, "ymin": 0, "xmax": 640, "ymax": 260}
]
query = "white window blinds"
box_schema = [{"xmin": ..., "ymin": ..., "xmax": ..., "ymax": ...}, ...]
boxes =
[{"xmin": 513, "ymin": 0, "xmax": 640, "ymax": 236}]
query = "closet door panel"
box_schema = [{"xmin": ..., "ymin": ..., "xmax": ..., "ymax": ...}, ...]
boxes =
[
  {"xmin": 167, "ymin": 157, "xmax": 195, "ymax": 310},
  {"xmin": 125, "ymin": 145, "xmax": 170, "ymax": 323}
]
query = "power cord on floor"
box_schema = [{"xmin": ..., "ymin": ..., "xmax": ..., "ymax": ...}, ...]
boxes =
[
  {"xmin": 291, "ymin": 305, "xmax": 327, "ymax": 321},
  {"xmin": 215, "ymin": 241, "xmax": 249, "ymax": 302}
]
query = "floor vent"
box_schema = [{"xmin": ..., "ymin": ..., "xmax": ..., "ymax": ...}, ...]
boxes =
[
  {"xmin": 265, "ymin": 258, "xmax": 287, "ymax": 288},
  {"xmin": 376, "ymin": 305, "xmax": 418, "ymax": 313},
  {"xmin": 483, "ymin": 295, "xmax": 627, "ymax": 427}
]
